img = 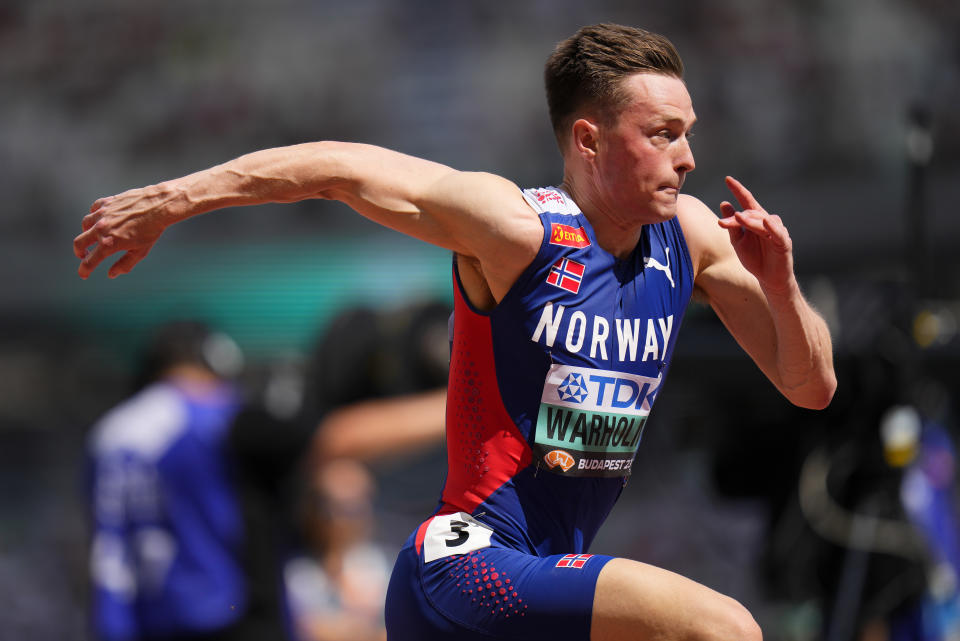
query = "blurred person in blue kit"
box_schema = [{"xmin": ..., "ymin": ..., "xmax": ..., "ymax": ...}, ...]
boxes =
[
  {"xmin": 86, "ymin": 315, "xmax": 448, "ymax": 641},
  {"xmin": 87, "ymin": 321, "xmax": 249, "ymax": 641},
  {"xmin": 893, "ymin": 403, "xmax": 960, "ymax": 641}
]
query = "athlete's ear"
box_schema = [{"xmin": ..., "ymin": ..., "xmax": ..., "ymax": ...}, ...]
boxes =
[{"xmin": 571, "ymin": 118, "xmax": 600, "ymax": 160}]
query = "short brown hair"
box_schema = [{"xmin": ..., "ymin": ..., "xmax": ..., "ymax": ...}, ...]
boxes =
[{"xmin": 544, "ymin": 24, "xmax": 684, "ymax": 146}]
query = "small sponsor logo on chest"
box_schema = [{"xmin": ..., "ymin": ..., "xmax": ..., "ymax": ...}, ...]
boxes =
[{"xmin": 549, "ymin": 223, "xmax": 591, "ymax": 248}]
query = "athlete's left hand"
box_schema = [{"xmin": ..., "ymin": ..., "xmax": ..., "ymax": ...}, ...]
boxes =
[{"xmin": 717, "ymin": 176, "xmax": 795, "ymax": 296}]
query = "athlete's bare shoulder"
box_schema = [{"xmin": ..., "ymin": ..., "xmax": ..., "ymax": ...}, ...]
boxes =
[
  {"xmin": 675, "ymin": 193, "xmax": 725, "ymax": 280},
  {"xmin": 435, "ymin": 172, "xmax": 543, "ymax": 305}
]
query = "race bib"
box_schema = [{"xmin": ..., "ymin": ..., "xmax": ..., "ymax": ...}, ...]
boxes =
[
  {"xmin": 534, "ymin": 364, "xmax": 660, "ymax": 477},
  {"xmin": 423, "ymin": 512, "xmax": 494, "ymax": 563}
]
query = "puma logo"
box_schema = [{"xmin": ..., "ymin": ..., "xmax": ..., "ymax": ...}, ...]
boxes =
[{"xmin": 643, "ymin": 247, "xmax": 674, "ymax": 289}]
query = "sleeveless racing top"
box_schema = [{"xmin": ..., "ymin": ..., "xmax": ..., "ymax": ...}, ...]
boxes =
[{"xmin": 425, "ymin": 186, "xmax": 695, "ymax": 558}]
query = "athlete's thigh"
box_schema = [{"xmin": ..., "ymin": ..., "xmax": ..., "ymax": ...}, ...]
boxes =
[
  {"xmin": 387, "ymin": 532, "xmax": 613, "ymax": 639},
  {"xmin": 590, "ymin": 558, "xmax": 762, "ymax": 641},
  {"xmin": 423, "ymin": 546, "xmax": 613, "ymax": 640}
]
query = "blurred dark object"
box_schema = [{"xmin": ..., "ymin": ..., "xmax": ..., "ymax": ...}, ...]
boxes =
[
  {"xmin": 227, "ymin": 299, "xmax": 451, "ymax": 640},
  {"xmin": 300, "ymin": 300, "xmax": 452, "ymax": 422},
  {"xmin": 904, "ymin": 103, "xmax": 934, "ymax": 299},
  {"xmin": 132, "ymin": 320, "xmax": 244, "ymax": 391},
  {"xmin": 704, "ymin": 273, "xmax": 960, "ymax": 640}
]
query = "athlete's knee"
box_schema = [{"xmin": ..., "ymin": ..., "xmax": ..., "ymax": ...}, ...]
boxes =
[
  {"xmin": 707, "ymin": 595, "xmax": 762, "ymax": 641},
  {"xmin": 591, "ymin": 559, "xmax": 762, "ymax": 641},
  {"xmin": 673, "ymin": 593, "xmax": 761, "ymax": 641}
]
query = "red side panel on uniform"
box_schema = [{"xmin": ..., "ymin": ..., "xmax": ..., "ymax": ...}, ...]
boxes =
[{"xmin": 440, "ymin": 268, "xmax": 532, "ymax": 516}]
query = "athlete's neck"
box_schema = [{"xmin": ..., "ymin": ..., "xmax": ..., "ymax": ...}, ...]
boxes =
[{"xmin": 560, "ymin": 177, "xmax": 642, "ymax": 261}]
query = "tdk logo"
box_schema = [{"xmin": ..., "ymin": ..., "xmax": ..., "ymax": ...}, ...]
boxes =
[
  {"xmin": 585, "ymin": 374, "xmax": 654, "ymax": 411},
  {"xmin": 543, "ymin": 365, "xmax": 661, "ymax": 416}
]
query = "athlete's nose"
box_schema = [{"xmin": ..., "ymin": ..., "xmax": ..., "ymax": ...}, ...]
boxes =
[{"xmin": 676, "ymin": 135, "xmax": 695, "ymax": 176}]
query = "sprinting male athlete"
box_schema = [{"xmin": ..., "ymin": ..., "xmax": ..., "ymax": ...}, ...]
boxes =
[{"xmin": 75, "ymin": 23, "xmax": 835, "ymax": 641}]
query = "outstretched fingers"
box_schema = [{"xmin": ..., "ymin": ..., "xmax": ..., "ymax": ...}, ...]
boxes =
[
  {"xmin": 717, "ymin": 178, "xmax": 790, "ymax": 248},
  {"xmin": 724, "ymin": 175, "xmax": 761, "ymax": 211}
]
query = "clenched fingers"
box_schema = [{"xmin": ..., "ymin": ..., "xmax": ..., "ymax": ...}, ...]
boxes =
[
  {"xmin": 760, "ymin": 213, "xmax": 791, "ymax": 250},
  {"xmin": 82, "ymin": 210, "xmax": 102, "ymax": 233},
  {"xmin": 90, "ymin": 196, "xmax": 112, "ymax": 214},
  {"xmin": 718, "ymin": 200, "xmax": 769, "ymax": 235},
  {"xmin": 107, "ymin": 249, "xmax": 149, "ymax": 279},
  {"xmin": 718, "ymin": 204, "xmax": 791, "ymax": 250},
  {"xmin": 74, "ymin": 223, "xmax": 102, "ymax": 258},
  {"xmin": 76, "ymin": 198, "xmax": 111, "ymax": 256},
  {"xmin": 718, "ymin": 200, "xmax": 745, "ymax": 243},
  {"xmin": 77, "ymin": 242, "xmax": 114, "ymax": 279}
]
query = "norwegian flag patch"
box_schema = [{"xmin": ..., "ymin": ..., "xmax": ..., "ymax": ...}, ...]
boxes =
[
  {"xmin": 555, "ymin": 553, "xmax": 594, "ymax": 569},
  {"xmin": 546, "ymin": 258, "xmax": 585, "ymax": 294}
]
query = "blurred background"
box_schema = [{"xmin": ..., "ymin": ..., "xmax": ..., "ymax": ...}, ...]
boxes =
[{"xmin": 2, "ymin": 0, "xmax": 959, "ymax": 639}]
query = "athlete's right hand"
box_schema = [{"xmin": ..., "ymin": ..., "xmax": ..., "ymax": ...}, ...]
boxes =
[{"xmin": 74, "ymin": 182, "xmax": 181, "ymax": 279}]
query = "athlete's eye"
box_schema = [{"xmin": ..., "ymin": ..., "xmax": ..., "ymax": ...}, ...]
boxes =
[{"xmin": 653, "ymin": 129, "xmax": 678, "ymax": 144}]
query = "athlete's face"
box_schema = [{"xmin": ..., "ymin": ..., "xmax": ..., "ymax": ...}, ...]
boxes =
[{"xmin": 593, "ymin": 73, "xmax": 696, "ymax": 226}]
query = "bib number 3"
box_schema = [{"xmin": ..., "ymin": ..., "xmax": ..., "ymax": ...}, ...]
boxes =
[{"xmin": 423, "ymin": 512, "xmax": 493, "ymax": 563}]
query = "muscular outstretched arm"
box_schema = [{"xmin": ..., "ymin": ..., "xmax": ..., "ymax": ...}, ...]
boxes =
[
  {"xmin": 74, "ymin": 142, "xmax": 542, "ymax": 299},
  {"xmin": 678, "ymin": 178, "xmax": 836, "ymax": 410}
]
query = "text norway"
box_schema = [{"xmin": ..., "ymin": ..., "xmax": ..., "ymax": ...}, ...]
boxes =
[
  {"xmin": 544, "ymin": 407, "xmax": 644, "ymax": 450},
  {"xmin": 531, "ymin": 302, "xmax": 674, "ymax": 362}
]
